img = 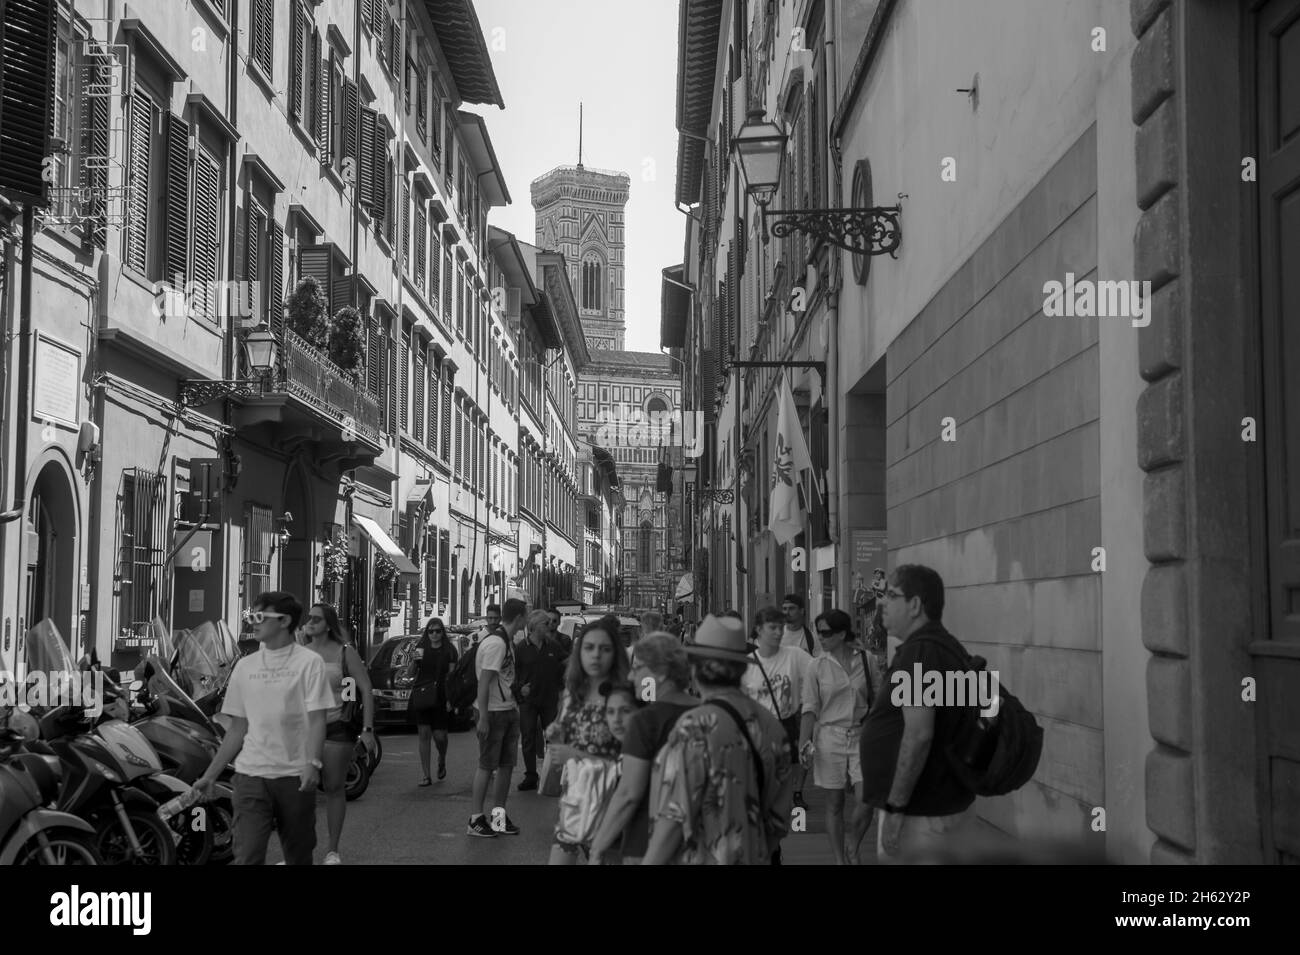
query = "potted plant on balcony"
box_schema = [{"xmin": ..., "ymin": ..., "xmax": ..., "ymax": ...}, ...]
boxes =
[
  {"xmin": 286, "ymin": 276, "xmax": 330, "ymax": 350},
  {"xmin": 328, "ymin": 305, "xmax": 366, "ymax": 382}
]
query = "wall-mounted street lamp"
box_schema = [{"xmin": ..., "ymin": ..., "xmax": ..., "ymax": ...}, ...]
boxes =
[
  {"xmin": 733, "ymin": 109, "xmax": 903, "ymax": 258},
  {"xmin": 269, "ymin": 511, "xmax": 294, "ymax": 555},
  {"xmin": 177, "ymin": 324, "xmax": 278, "ymax": 408}
]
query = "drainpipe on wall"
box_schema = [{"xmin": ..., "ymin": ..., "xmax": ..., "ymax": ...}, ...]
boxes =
[
  {"xmin": 0, "ymin": 208, "xmax": 35, "ymax": 527},
  {"xmin": 224, "ymin": 0, "xmax": 240, "ymax": 626}
]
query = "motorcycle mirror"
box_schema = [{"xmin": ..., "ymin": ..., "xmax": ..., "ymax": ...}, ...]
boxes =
[{"xmin": 129, "ymin": 680, "xmax": 144, "ymax": 693}]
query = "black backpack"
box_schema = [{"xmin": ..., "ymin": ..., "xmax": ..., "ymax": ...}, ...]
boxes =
[
  {"xmin": 446, "ymin": 629, "xmax": 512, "ymax": 712},
  {"xmin": 910, "ymin": 632, "xmax": 1043, "ymax": 797}
]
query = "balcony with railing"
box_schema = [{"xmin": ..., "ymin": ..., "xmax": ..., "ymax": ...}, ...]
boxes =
[{"xmin": 235, "ymin": 328, "xmax": 384, "ymax": 467}]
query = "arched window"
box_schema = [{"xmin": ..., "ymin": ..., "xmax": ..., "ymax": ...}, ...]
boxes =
[
  {"xmin": 639, "ymin": 520, "xmax": 653, "ymax": 573},
  {"xmin": 582, "ymin": 254, "xmax": 603, "ymax": 311},
  {"xmin": 646, "ymin": 396, "xmax": 670, "ymax": 446}
]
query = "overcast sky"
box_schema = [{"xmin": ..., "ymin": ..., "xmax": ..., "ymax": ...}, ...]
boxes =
[{"xmin": 468, "ymin": 0, "xmax": 684, "ymax": 353}]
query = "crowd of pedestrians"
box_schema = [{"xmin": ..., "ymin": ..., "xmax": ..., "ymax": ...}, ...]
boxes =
[{"xmin": 189, "ymin": 560, "xmax": 996, "ymax": 864}]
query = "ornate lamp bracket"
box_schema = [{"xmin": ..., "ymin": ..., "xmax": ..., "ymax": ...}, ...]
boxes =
[{"xmin": 763, "ymin": 198, "xmax": 904, "ymax": 258}]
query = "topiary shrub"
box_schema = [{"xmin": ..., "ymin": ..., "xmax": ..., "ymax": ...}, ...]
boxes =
[
  {"xmin": 286, "ymin": 276, "xmax": 329, "ymax": 350},
  {"xmin": 328, "ymin": 305, "xmax": 366, "ymax": 379}
]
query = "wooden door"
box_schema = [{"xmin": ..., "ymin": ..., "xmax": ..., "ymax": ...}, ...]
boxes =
[{"xmin": 1253, "ymin": 0, "xmax": 1300, "ymax": 865}]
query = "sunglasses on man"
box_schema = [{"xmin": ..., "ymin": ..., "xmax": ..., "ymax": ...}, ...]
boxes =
[{"xmin": 243, "ymin": 609, "xmax": 292, "ymax": 625}]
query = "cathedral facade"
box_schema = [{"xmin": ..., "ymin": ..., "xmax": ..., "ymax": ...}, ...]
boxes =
[{"xmin": 531, "ymin": 164, "xmax": 681, "ymax": 612}]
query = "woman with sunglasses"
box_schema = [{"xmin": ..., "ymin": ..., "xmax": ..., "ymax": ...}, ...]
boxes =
[
  {"xmin": 798, "ymin": 609, "xmax": 879, "ymax": 864},
  {"xmin": 410, "ymin": 617, "xmax": 458, "ymax": 785},
  {"xmin": 302, "ymin": 603, "xmax": 375, "ymax": 865}
]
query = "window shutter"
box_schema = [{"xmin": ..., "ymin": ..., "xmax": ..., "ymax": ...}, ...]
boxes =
[
  {"xmin": 427, "ymin": 357, "xmax": 439, "ymax": 450},
  {"xmin": 251, "ymin": 0, "xmax": 273, "ymax": 77},
  {"xmin": 125, "ymin": 91, "xmax": 153, "ymax": 275},
  {"xmin": 413, "ymin": 348, "xmax": 425, "ymax": 443},
  {"xmin": 81, "ymin": 89, "xmax": 110, "ymax": 249},
  {"xmin": 399, "ymin": 332, "xmax": 410, "ymax": 432},
  {"xmin": 358, "ymin": 106, "xmax": 378, "ymax": 211},
  {"xmin": 416, "ymin": 64, "xmax": 427, "ymax": 139},
  {"xmin": 367, "ymin": 318, "xmax": 381, "ymax": 396},
  {"xmin": 314, "ymin": 32, "xmax": 328, "ymax": 163},
  {"xmin": 387, "ymin": 330, "xmax": 398, "ymax": 435},
  {"xmin": 403, "ymin": 55, "xmax": 411, "ymax": 115},
  {"xmin": 343, "ymin": 78, "xmax": 359, "ymax": 164},
  {"xmin": 441, "ymin": 374, "xmax": 451, "ymax": 459},
  {"xmin": 269, "ymin": 220, "xmax": 285, "ymax": 330},
  {"xmin": 414, "ymin": 200, "xmax": 426, "ymax": 292},
  {"xmin": 192, "ymin": 149, "xmax": 221, "ymax": 321},
  {"xmin": 245, "ymin": 205, "xmax": 262, "ymax": 284},
  {"xmin": 401, "ymin": 180, "xmax": 410, "ymax": 273},
  {"xmin": 442, "ymin": 247, "xmax": 452, "ymax": 319},
  {"xmin": 389, "ymin": 18, "xmax": 402, "ymax": 77},
  {"xmin": 372, "ymin": 124, "xmax": 388, "ymax": 223},
  {"xmin": 0, "ymin": 0, "xmax": 57, "ymax": 206},
  {"xmin": 288, "ymin": 1, "xmax": 301, "ymax": 116},
  {"xmin": 454, "ymin": 404, "xmax": 463, "ymax": 475},
  {"xmin": 429, "ymin": 225, "xmax": 440, "ymax": 314},
  {"xmin": 298, "ymin": 245, "xmax": 332, "ymax": 318}
]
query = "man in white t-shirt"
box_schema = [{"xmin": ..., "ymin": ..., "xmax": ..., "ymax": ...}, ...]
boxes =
[
  {"xmin": 744, "ymin": 606, "xmax": 813, "ymax": 728},
  {"xmin": 194, "ymin": 591, "xmax": 334, "ymax": 865},
  {"xmin": 781, "ymin": 594, "xmax": 821, "ymax": 657},
  {"xmin": 467, "ymin": 597, "xmax": 527, "ymax": 838}
]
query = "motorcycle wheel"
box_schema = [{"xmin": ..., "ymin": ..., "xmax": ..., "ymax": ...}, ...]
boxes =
[
  {"xmin": 367, "ymin": 734, "xmax": 383, "ymax": 772},
  {"xmin": 95, "ymin": 809, "xmax": 178, "ymax": 866},
  {"xmin": 13, "ymin": 830, "xmax": 101, "ymax": 865},
  {"xmin": 209, "ymin": 799, "xmax": 235, "ymax": 865},
  {"xmin": 344, "ymin": 752, "xmax": 370, "ymax": 801},
  {"xmin": 171, "ymin": 807, "xmax": 214, "ymax": 865}
]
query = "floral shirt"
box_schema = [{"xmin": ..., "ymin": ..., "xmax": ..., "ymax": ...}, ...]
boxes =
[
  {"xmin": 649, "ymin": 690, "xmax": 793, "ymax": 865},
  {"xmin": 554, "ymin": 692, "xmax": 621, "ymax": 758}
]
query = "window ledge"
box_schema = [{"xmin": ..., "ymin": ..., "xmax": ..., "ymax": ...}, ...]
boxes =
[
  {"xmin": 247, "ymin": 58, "xmax": 275, "ymax": 99},
  {"xmin": 321, "ymin": 162, "xmax": 346, "ymax": 192},
  {"xmin": 289, "ymin": 119, "xmax": 319, "ymax": 157},
  {"xmin": 192, "ymin": 0, "xmax": 231, "ymax": 40},
  {"xmin": 375, "ymin": 230, "xmax": 393, "ymax": 257}
]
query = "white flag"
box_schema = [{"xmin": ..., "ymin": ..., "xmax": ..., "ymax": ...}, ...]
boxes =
[{"xmin": 768, "ymin": 372, "xmax": 813, "ymax": 545}]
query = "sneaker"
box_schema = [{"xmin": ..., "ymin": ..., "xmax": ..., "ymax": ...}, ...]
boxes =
[
  {"xmin": 793, "ymin": 791, "xmax": 807, "ymax": 809},
  {"xmin": 466, "ymin": 815, "xmax": 497, "ymax": 838},
  {"xmin": 324, "ymin": 851, "xmax": 342, "ymax": 865},
  {"xmin": 517, "ymin": 774, "xmax": 538, "ymax": 792},
  {"xmin": 498, "ymin": 813, "xmax": 520, "ymax": 836}
]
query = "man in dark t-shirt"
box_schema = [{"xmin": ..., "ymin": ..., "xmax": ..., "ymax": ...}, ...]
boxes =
[
  {"xmin": 860, "ymin": 564, "xmax": 977, "ymax": 863},
  {"xmin": 515, "ymin": 610, "xmax": 566, "ymax": 791}
]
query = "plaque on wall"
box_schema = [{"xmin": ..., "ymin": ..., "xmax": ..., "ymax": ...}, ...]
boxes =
[{"xmin": 33, "ymin": 336, "xmax": 81, "ymax": 428}]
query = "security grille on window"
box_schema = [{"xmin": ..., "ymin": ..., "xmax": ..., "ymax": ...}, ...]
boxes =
[
  {"xmin": 116, "ymin": 469, "xmax": 168, "ymax": 641},
  {"xmin": 243, "ymin": 504, "xmax": 274, "ymax": 606}
]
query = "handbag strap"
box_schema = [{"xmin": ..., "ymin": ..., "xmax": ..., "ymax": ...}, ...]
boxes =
[
  {"xmin": 708, "ymin": 697, "xmax": 765, "ymax": 805},
  {"xmin": 857, "ymin": 648, "xmax": 875, "ymax": 712},
  {"xmin": 749, "ymin": 651, "xmax": 783, "ymax": 720}
]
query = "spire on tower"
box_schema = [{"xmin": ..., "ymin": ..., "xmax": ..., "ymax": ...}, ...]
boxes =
[{"xmin": 578, "ymin": 102, "xmax": 584, "ymax": 169}]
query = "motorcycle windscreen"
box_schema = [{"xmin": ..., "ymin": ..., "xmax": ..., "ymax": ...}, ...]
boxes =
[
  {"xmin": 175, "ymin": 622, "xmax": 230, "ymax": 702},
  {"xmin": 23, "ymin": 619, "xmax": 75, "ymax": 677},
  {"xmin": 140, "ymin": 654, "xmax": 212, "ymax": 730}
]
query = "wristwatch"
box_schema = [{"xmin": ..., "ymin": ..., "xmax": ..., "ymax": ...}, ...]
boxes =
[
  {"xmin": 309, "ymin": 758, "xmax": 323, "ymax": 770},
  {"xmin": 362, "ymin": 726, "xmax": 374, "ymax": 733},
  {"xmin": 884, "ymin": 802, "xmax": 907, "ymax": 814}
]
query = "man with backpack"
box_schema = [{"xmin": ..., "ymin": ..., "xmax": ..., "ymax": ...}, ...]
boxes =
[
  {"xmin": 465, "ymin": 598, "xmax": 527, "ymax": 837},
  {"xmin": 859, "ymin": 565, "xmax": 982, "ymax": 863}
]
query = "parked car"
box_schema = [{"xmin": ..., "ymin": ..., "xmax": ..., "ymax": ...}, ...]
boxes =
[{"xmin": 367, "ymin": 631, "xmax": 476, "ymax": 731}]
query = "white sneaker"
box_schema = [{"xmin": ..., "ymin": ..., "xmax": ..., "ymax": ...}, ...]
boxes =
[{"xmin": 324, "ymin": 851, "xmax": 342, "ymax": 865}]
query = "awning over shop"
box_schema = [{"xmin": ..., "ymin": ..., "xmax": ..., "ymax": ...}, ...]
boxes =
[
  {"xmin": 674, "ymin": 573, "xmax": 695, "ymax": 600},
  {"xmin": 353, "ymin": 515, "xmax": 420, "ymax": 577}
]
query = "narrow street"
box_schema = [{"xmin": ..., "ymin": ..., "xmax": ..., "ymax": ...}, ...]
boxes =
[{"xmin": 267, "ymin": 727, "xmax": 867, "ymax": 865}]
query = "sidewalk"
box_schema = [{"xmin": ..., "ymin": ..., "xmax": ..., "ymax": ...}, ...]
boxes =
[{"xmin": 781, "ymin": 784, "xmax": 881, "ymax": 865}]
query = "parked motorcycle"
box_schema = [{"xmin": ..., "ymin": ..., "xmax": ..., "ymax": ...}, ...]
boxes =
[
  {"xmin": 23, "ymin": 622, "xmax": 178, "ymax": 866},
  {"xmin": 0, "ymin": 713, "xmax": 100, "ymax": 865}
]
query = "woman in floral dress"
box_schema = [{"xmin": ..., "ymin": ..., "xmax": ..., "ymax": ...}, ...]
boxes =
[{"xmin": 545, "ymin": 615, "xmax": 631, "ymax": 864}]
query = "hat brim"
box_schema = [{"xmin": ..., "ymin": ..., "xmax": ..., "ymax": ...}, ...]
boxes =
[{"xmin": 685, "ymin": 642, "xmax": 758, "ymax": 662}]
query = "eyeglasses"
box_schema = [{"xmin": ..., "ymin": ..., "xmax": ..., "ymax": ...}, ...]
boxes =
[
  {"xmin": 815, "ymin": 628, "xmax": 834, "ymax": 636},
  {"xmin": 885, "ymin": 589, "xmax": 905, "ymax": 600},
  {"xmin": 244, "ymin": 609, "xmax": 291, "ymax": 625},
  {"xmin": 429, "ymin": 628, "xmax": 445, "ymax": 634},
  {"xmin": 306, "ymin": 615, "xmax": 325, "ymax": 624}
]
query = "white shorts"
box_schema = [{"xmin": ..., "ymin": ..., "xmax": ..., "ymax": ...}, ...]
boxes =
[{"xmin": 812, "ymin": 724, "xmax": 861, "ymax": 790}]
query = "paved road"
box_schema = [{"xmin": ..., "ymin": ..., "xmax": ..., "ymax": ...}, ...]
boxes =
[{"xmin": 264, "ymin": 726, "xmax": 871, "ymax": 865}]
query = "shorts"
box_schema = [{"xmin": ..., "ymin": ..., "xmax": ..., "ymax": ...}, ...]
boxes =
[
  {"xmin": 812, "ymin": 724, "xmax": 862, "ymax": 790},
  {"xmin": 326, "ymin": 720, "xmax": 359, "ymax": 744},
  {"xmin": 477, "ymin": 708, "xmax": 520, "ymax": 772}
]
